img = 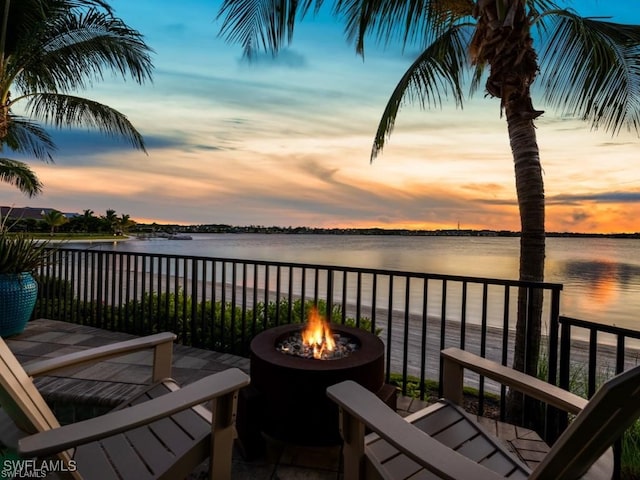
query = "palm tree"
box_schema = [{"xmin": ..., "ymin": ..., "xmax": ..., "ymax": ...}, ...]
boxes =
[
  {"xmin": 115, "ymin": 213, "xmax": 136, "ymax": 235},
  {"xmin": 217, "ymin": 0, "xmax": 640, "ymax": 416},
  {"xmin": 0, "ymin": 0, "xmax": 153, "ymax": 194},
  {"xmin": 41, "ymin": 208, "xmax": 67, "ymax": 234},
  {"xmin": 80, "ymin": 208, "xmax": 95, "ymax": 232},
  {"xmin": 101, "ymin": 208, "xmax": 118, "ymax": 234}
]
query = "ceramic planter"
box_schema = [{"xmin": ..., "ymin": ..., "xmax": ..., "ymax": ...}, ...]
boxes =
[{"xmin": 0, "ymin": 273, "xmax": 38, "ymax": 337}]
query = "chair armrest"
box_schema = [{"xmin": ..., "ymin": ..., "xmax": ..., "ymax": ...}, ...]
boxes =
[
  {"xmin": 18, "ymin": 368, "xmax": 250, "ymax": 458},
  {"xmin": 24, "ymin": 332, "xmax": 177, "ymax": 381},
  {"xmin": 441, "ymin": 347, "xmax": 587, "ymax": 414},
  {"xmin": 327, "ymin": 380, "xmax": 505, "ymax": 480}
]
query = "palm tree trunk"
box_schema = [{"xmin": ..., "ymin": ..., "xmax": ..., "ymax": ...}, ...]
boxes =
[
  {"xmin": 0, "ymin": 0, "xmax": 10, "ymax": 140},
  {"xmin": 505, "ymin": 98, "xmax": 546, "ymax": 423},
  {"xmin": 470, "ymin": 0, "xmax": 546, "ymax": 425}
]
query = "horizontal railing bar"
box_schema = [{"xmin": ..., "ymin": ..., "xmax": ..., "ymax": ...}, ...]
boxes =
[{"xmin": 560, "ymin": 315, "xmax": 640, "ymax": 340}]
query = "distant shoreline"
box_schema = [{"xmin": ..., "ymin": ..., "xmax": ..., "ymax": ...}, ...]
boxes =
[{"xmin": 134, "ymin": 224, "xmax": 640, "ymax": 239}]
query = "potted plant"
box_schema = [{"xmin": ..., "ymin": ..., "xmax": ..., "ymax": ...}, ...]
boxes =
[{"xmin": 0, "ymin": 233, "xmax": 52, "ymax": 337}]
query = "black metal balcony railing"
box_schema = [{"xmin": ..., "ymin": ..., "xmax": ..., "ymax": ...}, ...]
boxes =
[
  {"xmin": 34, "ymin": 247, "xmax": 639, "ymax": 478},
  {"xmin": 35, "ymin": 248, "xmax": 563, "ymax": 390}
]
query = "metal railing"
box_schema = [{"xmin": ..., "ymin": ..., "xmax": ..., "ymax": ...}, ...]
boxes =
[
  {"xmin": 35, "ymin": 247, "xmax": 562, "ymax": 401},
  {"xmin": 34, "ymin": 247, "xmax": 640, "ymax": 478}
]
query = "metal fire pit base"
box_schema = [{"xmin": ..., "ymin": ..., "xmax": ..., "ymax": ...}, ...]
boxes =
[
  {"xmin": 236, "ymin": 382, "xmax": 396, "ymax": 460},
  {"xmin": 240, "ymin": 323, "xmax": 390, "ymax": 453}
]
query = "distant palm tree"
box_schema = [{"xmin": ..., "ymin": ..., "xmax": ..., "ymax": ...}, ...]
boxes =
[
  {"xmin": 0, "ymin": 0, "xmax": 153, "ymax": 195},
  {"xmin": 218, "ymin": 0, "xmax": 640, "ymax": 418},
  {"xmin": 116, "ymin": 213, "xmax": 135, "ymax": 234},
  {"xmin": 80, "ymin": 208, "xmax": 95, "ymax": 232},
  {"xmin": 41, "ymin": 209, "xmax": 67, "ymax": 234},
  {"xmin": 101, "ymin": 208, "xmax": 118, "ymax": 234}
]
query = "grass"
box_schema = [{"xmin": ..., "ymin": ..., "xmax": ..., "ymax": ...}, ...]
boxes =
[
  {"xmin": 28, "ymin": 233, "xmax": 129, "ymax": 240},
  {"xmin": 387, "ymin": 372, "xmax": 502, "ymax": 418}
]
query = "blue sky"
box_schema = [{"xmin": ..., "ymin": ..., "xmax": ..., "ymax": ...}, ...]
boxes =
[{"xmin": 3, "ymin": 0, "xmax": 640, "ymax": 232}]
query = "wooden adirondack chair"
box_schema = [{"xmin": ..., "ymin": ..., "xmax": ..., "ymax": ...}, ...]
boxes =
[
  {"xmin": 0, "ymin": 332, "xmax": 250, "ymax": 480},
  {"xmin": 328, "ymin": 347, "xmax": 640, "ymax": 480}
]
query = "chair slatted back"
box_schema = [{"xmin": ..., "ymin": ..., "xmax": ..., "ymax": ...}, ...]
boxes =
[
  {"xmin": 532, "ymin": 364, "xmax": 640, "ymax": 479},
  {"xmin": 0, "ymin": 338, "xmax": 82, "ymax": 479},
  {"xmin": 0, "ymin": 338, "xmax": 60, "ymax": 434}
]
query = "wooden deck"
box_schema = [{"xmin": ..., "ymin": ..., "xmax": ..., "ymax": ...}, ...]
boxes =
[{"xmin": 4, "ymin": 319, "xmax": 549, "ymax": 479}]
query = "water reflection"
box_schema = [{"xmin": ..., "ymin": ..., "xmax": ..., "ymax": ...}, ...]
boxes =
[
  {"xmin": 563, "ymin": 260, "xmax": 640, "ymax": 287},
  {"xmin": 564, "ymin": 260, "xmax": 620, "ymax": 303},
  {"xmin": 557, "ymin": 259, "xmax": 640, "ymax": 329}
]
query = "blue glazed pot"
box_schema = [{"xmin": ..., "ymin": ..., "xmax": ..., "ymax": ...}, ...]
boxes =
[{"xmin": 0, "ymin": 273, "xmax": 38, "ymax": 337}]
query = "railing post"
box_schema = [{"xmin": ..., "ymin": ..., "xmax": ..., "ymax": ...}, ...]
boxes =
[
  {"xmin": 96, "ymin": 252, "xmax": 104, "ymax": 328},
  {"xmin": 558, "ymin": 317, "xmax": 571, "ymax": 436},
  {"xmin": 191, "ymin": 258, "xmax": 198, "ymax": 347},
  {"xmin": 437, "ymin": 279, "xmax": 447, "ymax": 399},
  {"xmin": 545, "ymin": 288, "xmax": 562, "ymax": 442},
  {"xmin": 326, "ymin": 269, "xmax": 333, "ymax": 322},
  {"xmin": 614, "ymin": 335, "xmax": 626, "ymax": 480}
]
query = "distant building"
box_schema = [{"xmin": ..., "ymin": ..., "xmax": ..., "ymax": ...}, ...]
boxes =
[{"xmin": 0, "ymin": 206, "xmax": 79, "ymax": 220}]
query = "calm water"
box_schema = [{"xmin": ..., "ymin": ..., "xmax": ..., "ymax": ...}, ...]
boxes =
[{"xmin": 82, "ymin": 234, "xmax": 640, "ymax": 330}]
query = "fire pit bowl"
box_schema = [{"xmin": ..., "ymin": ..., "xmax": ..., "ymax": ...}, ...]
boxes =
[{"xmin": 250, "ymin": 323, "xmax": 385, "ymax": 446}]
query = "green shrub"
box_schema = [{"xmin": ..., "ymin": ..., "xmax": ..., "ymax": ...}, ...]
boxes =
[
  {"xmin": 388, "ymin": 372, "xmax": 439, "ymax": 402},
  {"xmin": 622, "ymin": 420, "xmax": 640, "ymax": 479},
  {"xmin": 37, "ymin": 286, "xmax": 376, "ymax": 357},
  {"xmin": 36, "ymin": 275, "xmax": 73, "ymax": 299}
]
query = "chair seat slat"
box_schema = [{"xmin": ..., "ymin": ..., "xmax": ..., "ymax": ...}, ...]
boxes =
[
  {"xmin": 124, "ymin": 426, "xmax": 175, "ymax": 475},
  {"xmin": 380, "ymin": 450, "xmax": 423, "ymax": 479},
  {"xmin": 170, "ymin": 409, "xmax": 211, "ymax": 439},
  {"xmin": 99, "ymin": 433, "xmax": 154, "ymax": 480},
  {"xmin": 433, "ymin": 417, "xmax": 480, "ymax": 449},
  {"xmin": 455, "ymin": 434, "xmax": 498, "ymax": 462},
  {"xmin": 148, "ymin": 417, "xmax": 195, "ymax": 457},
  {"xmin": 74, "ymin": 441, "xmax": 121, "ymax": 480},
  {"xmin": 479, "ymin": 451, "xmax": 523, "ymax": 477}
]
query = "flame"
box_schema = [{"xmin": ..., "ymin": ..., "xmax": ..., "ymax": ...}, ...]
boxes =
[{"xmin": 301, "ymin": 308, "xmax": 336, "ymax": 359}]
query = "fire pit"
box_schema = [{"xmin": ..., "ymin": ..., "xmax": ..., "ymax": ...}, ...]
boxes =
[
  {"xmin": 249, "ymin": 312, "xmax": 386, "ymax": 446},
  {"xmin": 276, "ymin": 308, "xmax": 359, "ymax": 360}
]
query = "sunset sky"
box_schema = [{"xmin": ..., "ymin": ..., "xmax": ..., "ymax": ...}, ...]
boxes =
[{"xmin": 3, "ymin": 0, "xmax": 640, "ymax": 233}]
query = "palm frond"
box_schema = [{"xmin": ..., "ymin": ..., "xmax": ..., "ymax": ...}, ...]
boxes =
[
  {"xmin": 25, "ymin": 93, "xmax": 146, "ymax": 152},
  {"xmin": 469, "ymin": 63, "xmax": 485, "ymax": 96},
  {"xmin": 18, "ymin": 0, "xmax": 115, "ymax": 14},
  {"xmin": 538, "ymin": 11, "xmax": 640, "ymax": 135},
  {"xmin": 333, "ymin": 0, "xmax": 474, "ymax": 55},
  {"xmin": 13, "ymin": 6, "xmax": 153, "ymax": 95},
  {"xmin": 0, "ymin": 158, "xmax": 43, "ymax": 197},
  {"xmin": 525, "ymin": 0, "xmax": 561, "ymax": 14},
  {"xmin": 526, "ymin": 0, "xmax": 562, "ymax": 38},
  {"xmin": 3, "ymin": 116, "xmax": 56, "ymax": 162},
  {"xmin": 371, "ymin": 24, "xmax": 472, "ymax": 160},
  {"xmin": 217, "ymin": 0, "xmax": 322, "ymax": 58},
  {"xmin": 66, "ymin": 0, "xmax": 114, "ymax": 12}
]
